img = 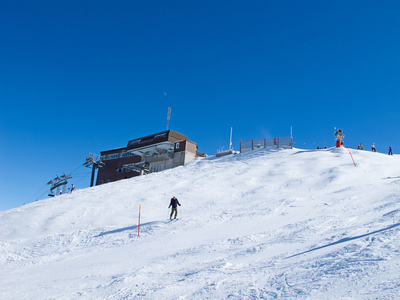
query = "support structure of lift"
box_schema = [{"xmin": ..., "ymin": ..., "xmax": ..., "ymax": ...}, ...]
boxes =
[
  {"xmin": 83, "ymin": 153, "xmax": 105, "ymax": 187},
  {"xmin": 122, "ymin": 161, "xmax": 150, "ymax": 175},
  {"xmin": 47, "ymin": 174, "xmax": 72, "ymax": 197}
]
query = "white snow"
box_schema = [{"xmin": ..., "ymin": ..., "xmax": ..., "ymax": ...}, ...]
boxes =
[{"xmin": 1, "ymin": 147, "xmax": 400, "ymax": 299}]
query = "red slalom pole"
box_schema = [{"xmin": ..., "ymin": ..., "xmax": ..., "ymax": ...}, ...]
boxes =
[
  {"xmin": 138, "ymin": 204, "xmax": 141, "ymax": 237},
  {"xmin": 347, "ymin": 147, "xmax": 357, "ymax": 167}
]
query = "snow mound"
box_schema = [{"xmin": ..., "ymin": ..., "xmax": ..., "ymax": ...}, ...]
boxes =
[{"xmin": 1, "ymin": 147, "xmax": 400, "ymax": 299}]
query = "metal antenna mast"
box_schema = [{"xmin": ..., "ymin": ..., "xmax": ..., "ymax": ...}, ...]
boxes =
[
  {"xmin": 83, "ymin": 153, "xmax": 105, "ymax": 187},
  {"xmin": 229, "ymin": 127, "xmax": 233, "ymax": 150},
  {"xmin": 166, "ymin": 107, "xmax": 171, "ymax": 130}
]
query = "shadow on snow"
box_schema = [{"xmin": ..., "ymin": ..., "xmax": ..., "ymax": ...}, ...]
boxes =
[
  {"xmin": 285, "ymin": 222, "xmax": 400, "ymax": 259},
  {"xmin": 95, "ymin": 221, "xmax": 162, "ymax": 237}
]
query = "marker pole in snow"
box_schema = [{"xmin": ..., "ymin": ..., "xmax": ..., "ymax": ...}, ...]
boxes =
[
  {"xmin": 138, "ymin": 205, "xmax": 141, "ymax": 237},
  {"xmin": 347, "ymin": 147, "xmax": 357, "ymax": 167}
]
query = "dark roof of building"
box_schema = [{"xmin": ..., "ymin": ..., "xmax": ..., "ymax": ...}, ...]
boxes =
[
  {"xmin": 126, "ymin": 130, "xmax": 190, "ymax": 151},
  {"xmin": 100, "ymin": 130, "xmax": 193, "ymax": 154}
]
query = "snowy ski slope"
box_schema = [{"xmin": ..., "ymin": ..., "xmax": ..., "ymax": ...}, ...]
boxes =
[{"xmin": 1, "ymin": 147, "xmax": 400, "ymax": 299}]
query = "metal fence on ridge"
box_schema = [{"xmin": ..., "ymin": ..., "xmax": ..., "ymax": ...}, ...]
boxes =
[{"xmin": 239, "ymin": 136, "xmax": 293, "ymax": 153}]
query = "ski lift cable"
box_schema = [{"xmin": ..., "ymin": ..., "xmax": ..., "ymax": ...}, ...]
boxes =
[
  {"xmin": 72, "ymin": 172, "xmax": 91, "ymax": 185},
  {"xmin": 29, "ymin": 164, "xmax": 84, "ymax": 203},
  {"xmin": 34, "ymin": 173, "xmax": 91, "ymax": 203},
  {"xmin": 28, "ymin": 161, "xmax": 90, "ymax": 205},
  {"xmin": 70, "ymin": 172, "xmax": 92, "ymax": 176},
  {"xmin": 68, "ymin": 164, "xmax": 86, "ymax": 176},
  {"xmin": 27, "ymin": 183, "xmax": 48, "ymax": 202},
  {"xmin": 35, "ymin": 190, "xmax": 51, "ymax": 202}
]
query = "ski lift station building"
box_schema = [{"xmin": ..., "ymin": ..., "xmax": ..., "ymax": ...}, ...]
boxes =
[{"xmin": 96, "ymin": 130, "xmax": 202, "ymax": 185}]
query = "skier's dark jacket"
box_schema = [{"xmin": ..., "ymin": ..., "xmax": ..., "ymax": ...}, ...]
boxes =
[{"xmin": 168, "ymin": 197, "xmax": 181, "ymax": 208}]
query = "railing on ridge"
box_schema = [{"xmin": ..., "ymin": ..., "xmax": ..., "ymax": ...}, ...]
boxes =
[{"xmin": 240, "ymin": 136, "xmax": 293, "ymax": 153}]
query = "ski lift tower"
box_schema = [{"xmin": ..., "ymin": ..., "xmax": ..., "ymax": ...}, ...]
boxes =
[
  {"xmin": 47, "ymin": 174, "xmax": 72, "ymax": 197},
  {"xmin": 83, "ymin": 153, "xmax": 105, "ymax": 187}
]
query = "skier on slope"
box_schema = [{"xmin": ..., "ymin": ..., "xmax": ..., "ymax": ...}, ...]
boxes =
[{"xmin": 168, "ymin": 196, "xmax": 181, "ymax": 219}]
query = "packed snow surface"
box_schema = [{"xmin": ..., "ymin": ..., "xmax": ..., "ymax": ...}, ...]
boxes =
[{"xmin": 1, "ymin": 147, "xmax": 400, "ymax": 299}]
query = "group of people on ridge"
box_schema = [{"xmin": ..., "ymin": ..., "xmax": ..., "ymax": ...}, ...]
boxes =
[{"xmin": 357, "ymin": 143, "xmax": 393, "ymax": 155}]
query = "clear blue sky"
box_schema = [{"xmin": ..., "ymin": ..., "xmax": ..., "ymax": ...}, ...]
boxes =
[{"xmin": 1, "ymin": 0, "xmax": 399, "ymax": 211}]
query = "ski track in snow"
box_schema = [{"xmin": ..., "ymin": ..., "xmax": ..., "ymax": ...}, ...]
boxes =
[{"xmin": 1, "ymin": 147, "xmax": 400, "ymax": 299}]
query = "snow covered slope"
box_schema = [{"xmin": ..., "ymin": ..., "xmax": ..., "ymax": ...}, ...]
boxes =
[{"xmin": 1, "ymin": 147, "xmax": 400, "ymax": 299}]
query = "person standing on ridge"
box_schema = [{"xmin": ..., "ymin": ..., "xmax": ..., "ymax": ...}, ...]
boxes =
[
  {"xmin": 371, "ymin": 143, "xmax": 376, "ymax": 152},
  {"xmin": 169, "ymin": 196, "xmax": 181, "ymax": 219},
  {"xmin": 389, "ymin": 147, "xmax": 393, "ymax": 155}
]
